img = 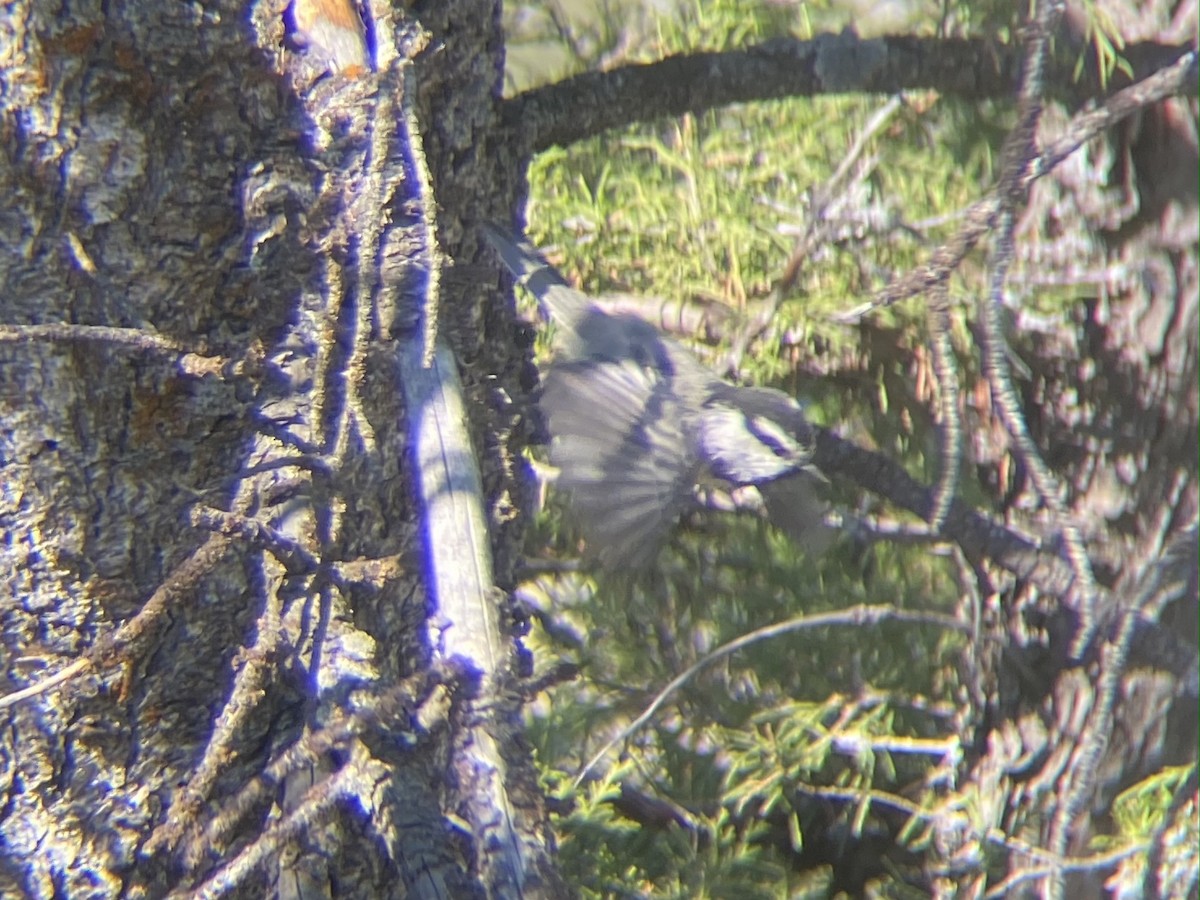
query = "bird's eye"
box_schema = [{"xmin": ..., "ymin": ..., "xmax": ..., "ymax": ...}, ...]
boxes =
[{"xmin": 747, "ymin": 416, "xmax": 804, "ymax": 460}]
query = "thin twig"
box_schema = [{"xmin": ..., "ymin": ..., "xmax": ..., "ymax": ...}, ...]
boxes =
[
  {"xmin": 722, "ymin": 94, "xmax": 904, "ymax": 374},
  {"xmin": 574, "ymin": 604, "xmax": 967, "ymax": 785},
  {"xmin": 787, "ymin": 781, "xmax": 1147, "ymax": 884},
  {"xmin": 145, "ymin": 558, "xmax": 287, "ymax": 860},
  {"xmin": 189, "ymin": 506, "xmax": 323, "ymax": 574},
  {"xmin": 0, "ymin": 322, "xmax": 241, "ymax": 378},
  {"xmin": 178, "ymin": 742, "xmax": 388, "ymax": 900},
  {"xmin": 835, "ymin": 47, "xmax": 1197, "ymax": 323},
  {"xmin": 979, "ymin": 207, "xmax": 1098, "ymax": 651},
  {"xmin": 0, "ymin": 534, "xmax": 233, "ymax": 710},
  {"xmin": 927, "ymin": 283, "xmax": 961, "ymax": 530},
  {"xmin": 182, "ymin": 672, "xmax": 439, "ymax": 868},
  {"xmin": 1050, "ymin": 522, "xmax": 1199, "ymax": 882},
  {"xmin": 400, "ymin": 60, "xmax": 444, "ymax": 369}
]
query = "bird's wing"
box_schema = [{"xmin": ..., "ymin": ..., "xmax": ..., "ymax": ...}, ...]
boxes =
[{"xmin": 541, "ymin": 356, "xmax": 699, "ymax": 568}]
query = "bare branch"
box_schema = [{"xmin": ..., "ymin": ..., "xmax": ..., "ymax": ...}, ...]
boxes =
[{"xmin": 502, "ymin": 34, "xmax": 1193, "ymax": 153}]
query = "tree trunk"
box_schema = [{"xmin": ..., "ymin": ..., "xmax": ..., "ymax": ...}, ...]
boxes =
[{"xmin": 0, "ymin": 1, "xmax": 556, "ymax": 897}]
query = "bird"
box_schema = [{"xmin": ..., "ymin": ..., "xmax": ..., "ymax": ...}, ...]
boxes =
[{"xmin": 482, "ymin": 224, "xmax": 826, "ymax": 568}]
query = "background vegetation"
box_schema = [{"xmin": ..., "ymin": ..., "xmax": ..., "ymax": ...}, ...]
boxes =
[{"xmin": 503, "ymin": 1, "xmax": 1198, "ymax": 896}]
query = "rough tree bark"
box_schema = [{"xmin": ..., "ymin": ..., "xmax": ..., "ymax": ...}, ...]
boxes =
[{"xmin": 0, "ymin": 1, "xmax": 553, "ymax": 897}]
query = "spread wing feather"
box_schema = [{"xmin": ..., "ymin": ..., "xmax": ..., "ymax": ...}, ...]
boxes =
[{"xmin": 541, "ymin": 358, "xmax": 697, "ymax": 567}]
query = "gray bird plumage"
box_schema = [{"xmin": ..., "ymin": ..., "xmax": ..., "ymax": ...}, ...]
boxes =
[{"xmin": 483, "ymin": 224, "xmax": 824, "ymax": 567}]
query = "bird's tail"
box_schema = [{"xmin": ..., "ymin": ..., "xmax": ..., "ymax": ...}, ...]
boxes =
[{"xmin": 481, "ymin": 224, "xmax": 592, "ymax": 330}]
